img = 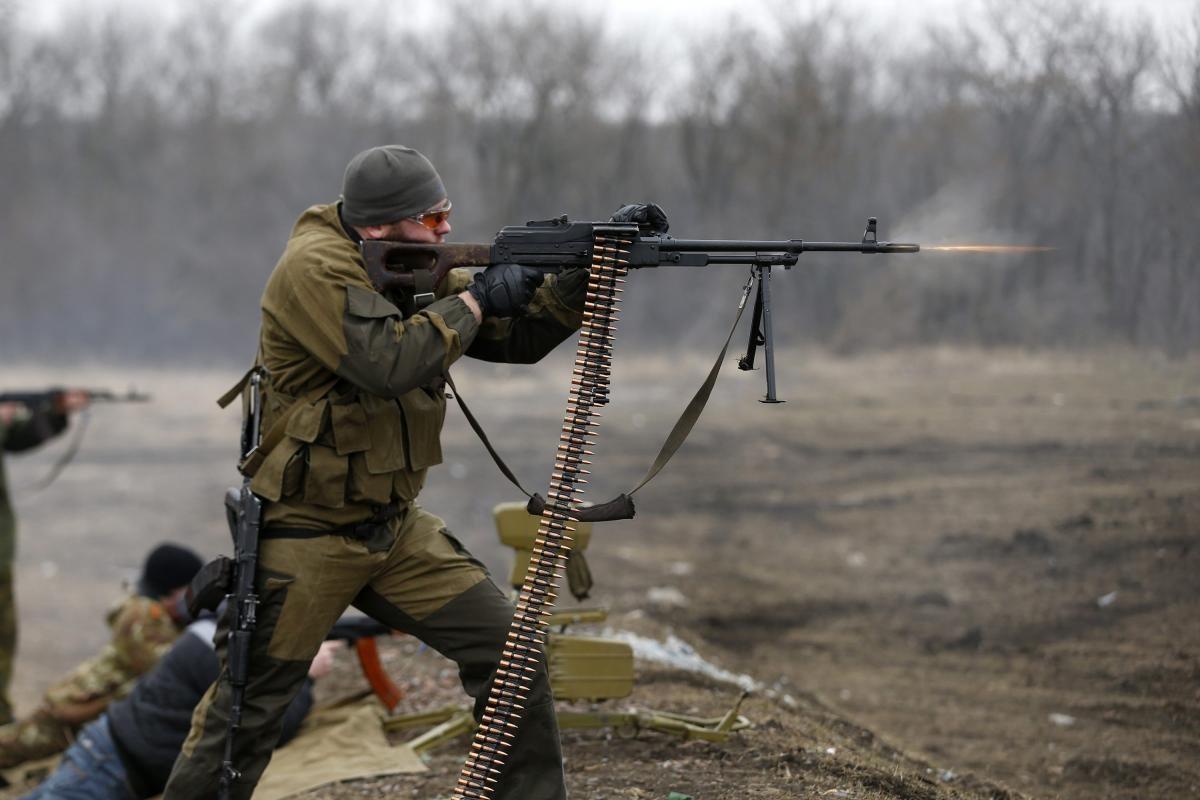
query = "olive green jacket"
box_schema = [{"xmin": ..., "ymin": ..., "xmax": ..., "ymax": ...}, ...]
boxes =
[
  {"xmin": 253, "ymin": 203, "xmax": 585, "ymax": 529},
  {"xmin": 0, "ymin": 406, "xmax": 67, "ymax": 565}
]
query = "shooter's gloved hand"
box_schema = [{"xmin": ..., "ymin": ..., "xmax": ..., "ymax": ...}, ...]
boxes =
[
  {"xmin": 550, "ymin": 267, "xmax": 589, "ymax": 310},
  {"xmin": 467, "ymin": 263, "xmax": 544, "ymax": 318},
  {"xmin": 610, "ymin": 202, "xmax": 670, "ymax": 235}
]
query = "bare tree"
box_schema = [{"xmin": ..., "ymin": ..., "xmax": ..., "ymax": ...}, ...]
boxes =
[
  {"xmin": 1056, "ymin": 7, "xmax": 1158, "ymax": 339},
  {"xmin": 0, "ymin": 0, "xmax": 1195, "ymax": 359}
]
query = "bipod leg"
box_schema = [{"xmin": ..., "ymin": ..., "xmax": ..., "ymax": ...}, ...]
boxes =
[
  {"xmin": 556, "ymin": 694, "xmax": 754, "ymax": 744},
  {"xmin": 641, "ymin": 691, "xmax": 754, "ymax": 742},
  {"xmin": 404, "ymin": 710, "xmax": 477, "ymax": 755},
  {"xmin": 383, "ymin": 704, "xmax": 470, "ymax": 733},
  {"xmin": 737, "ymin": 268, "xmax": 765, "ymax": 372},
  {"xmin": 758, "ymin": 264, "xmax": 784, "ymax": 403},
  {"xmin": 715, "ymin": 690, "xmax": 750, "ymax": 733}
]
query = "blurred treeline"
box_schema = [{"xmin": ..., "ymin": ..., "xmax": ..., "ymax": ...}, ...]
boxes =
[{"xmin": 0, "ymin": 0, "xmax": 1197, "ymax": 362}]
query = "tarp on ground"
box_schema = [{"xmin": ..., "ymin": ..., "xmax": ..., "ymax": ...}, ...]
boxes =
[{"xmin": 256, "ymin": 700, "xmax": 426, "ymax": 799}]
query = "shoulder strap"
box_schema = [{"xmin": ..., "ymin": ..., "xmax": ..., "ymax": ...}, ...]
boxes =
[
  {"xmin": 443, "ymin": 372, "xmax": 536, "ymax": 499},
  {"xmin": 217, "ymin": 366, "xmax": 257, "ymax": 410},
  {"xmin": 625, "ymin": 277, "xmax": 752, "ymax": 495}
]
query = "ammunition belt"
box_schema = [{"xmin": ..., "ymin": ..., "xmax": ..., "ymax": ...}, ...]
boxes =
[
  {"xmin": 452, "ymin": 226, "xmax": 630, "ymax": 799},
  {"xmin": 452, "ymin": 228, "xmax": 756, "ymax": 799}
]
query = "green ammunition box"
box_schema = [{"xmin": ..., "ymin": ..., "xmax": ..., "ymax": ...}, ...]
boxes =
[
  {"xmin": 547, "ymin": 634, "xmax": 635, "ymax": 701},
  {"xmin": 494, "ymin": 501, "xmax": 593, "ymax": 588}
]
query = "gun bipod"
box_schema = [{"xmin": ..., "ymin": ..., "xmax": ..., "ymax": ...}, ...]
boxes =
[{"xmin": 737, "ymin": 265, "xmax": 785, "ymax": 403}]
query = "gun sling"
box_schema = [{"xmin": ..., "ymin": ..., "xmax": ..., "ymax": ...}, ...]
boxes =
[
  {"xmin": 447, "ymin": 275, "xmax": 755, "ymax": 522},
  {"xmin": 217, "ymin": 274, "xmax": 752, "ymax": 530}
]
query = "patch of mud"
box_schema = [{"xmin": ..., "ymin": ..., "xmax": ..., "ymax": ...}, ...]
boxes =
[
  {"xmin": 1061, "ymin": 756, "xmax": 1198, "ymax": 793},
  {"xmin": 692, "ymin": 600, "xmax": 871, "ymax": 651}
]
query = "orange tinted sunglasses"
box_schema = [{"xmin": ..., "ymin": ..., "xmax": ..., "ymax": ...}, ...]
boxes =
[{"xmin": 410, "ymin": 201, "xmax": 452, "ymax": 230}]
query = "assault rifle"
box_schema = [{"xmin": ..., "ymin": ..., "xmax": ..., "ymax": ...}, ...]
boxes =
[
  {"xmin": 0, "ymin": 387, "xmax": 151, "ymax": 410},
  {"xmin": 220, "ymin": 368, "xmax": 264, "ymax": 800},
  {"xmin": 362, "ymin": 215, "xmax": 918, "ymax": 403},
  {"xmin": 0, "ymin": 387, "xmax": 151, "ymax": 492}
]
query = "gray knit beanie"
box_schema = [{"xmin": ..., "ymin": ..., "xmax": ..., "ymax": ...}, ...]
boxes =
[{"xmin": 341, "ymin": 145, "xmax": 446, "ymax": 226}]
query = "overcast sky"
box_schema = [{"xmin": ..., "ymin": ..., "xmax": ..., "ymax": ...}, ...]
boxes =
[{"xmin": 20, "ymin": 0, "xmax": 1199, "ymax": 37}]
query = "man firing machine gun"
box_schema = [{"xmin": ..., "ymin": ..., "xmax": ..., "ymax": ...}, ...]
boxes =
[{"xmin": 175, "ymin": 144, "xmax": 919, "ymax": 800}]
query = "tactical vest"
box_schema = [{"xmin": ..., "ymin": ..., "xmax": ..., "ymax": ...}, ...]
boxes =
[
  {"xmin": 249, "ymin": 381, "xmax": 445, "ymax": 511},
  {"xmin": 237, "ymin": 203, "xmax": 469, "ymax": 527}
]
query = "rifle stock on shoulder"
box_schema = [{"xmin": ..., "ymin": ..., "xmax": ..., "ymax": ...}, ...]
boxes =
[{"xmin": 360, "ymin": 242, "xmax": 492, "ymax": 295}]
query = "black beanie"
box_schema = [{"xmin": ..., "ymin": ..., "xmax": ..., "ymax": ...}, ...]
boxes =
[
  {"xmin": 138, "ymin": 543, "xmax": 204, "ymax": 598},
  {"xmin": 340, "ymin": 144, "xmax": 447, "ymax": 227}
]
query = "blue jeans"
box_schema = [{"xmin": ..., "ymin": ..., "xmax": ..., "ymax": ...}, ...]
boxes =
[{"xmin": 20, "ymin": 716, "xmax": 136, "ymax": 800}]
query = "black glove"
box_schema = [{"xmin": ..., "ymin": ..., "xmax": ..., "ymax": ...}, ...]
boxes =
[
  {"xmin": 467, "ymin": 263, "xmax": 544, "ymax": 318},
  {"xmin": 610, "ymin": 202, "xmax": 670, "ymax": 235}
]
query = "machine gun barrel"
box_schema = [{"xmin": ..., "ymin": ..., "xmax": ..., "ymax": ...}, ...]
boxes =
[
  {"xmin": 630, "ymin": 220, "xmax": 917, "ymax": 268},
  {"xmin": 360, "ymin": 214, "xmax": 919, "ymax": 298},
  {"xmin": 658, "ymin": 239, "xmax": 919, "ymax": 255},
  {"xmin": 803, "ymin": 240, "xmax": 920, "ymax": 253}
]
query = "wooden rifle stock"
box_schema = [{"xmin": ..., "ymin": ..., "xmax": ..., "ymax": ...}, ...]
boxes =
[
  {"xmin": 326, "ymin": 616, "xmax": 405, "ymax": 711},
  {"xmin": 360, "ymin": 241, "xmax": 492, "ymax": 295},
  {"xmin": 354, "ymin": 637, "xmax": 404, "ymax": 711}
]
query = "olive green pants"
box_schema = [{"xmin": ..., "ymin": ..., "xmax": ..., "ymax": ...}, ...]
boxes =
[{"xmin": 163, "ymin": 505, "xmax": 566, "ymax": 800}]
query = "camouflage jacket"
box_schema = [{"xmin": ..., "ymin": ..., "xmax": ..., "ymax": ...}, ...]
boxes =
[
  {"xmin": 42, "ymin": 594, "xmax": 181, "ymax": 713},
  {"xmin": 0, "ymin": 404, "xmax": 68, "ymax": 565},
  {"xmin": 252, "ymin": 202, "xmax": 586, "ymax": 529}
]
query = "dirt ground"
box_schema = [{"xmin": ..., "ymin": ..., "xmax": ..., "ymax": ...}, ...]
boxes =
[{"xmin": 3, "ymin": 347, "xmax": 1197, "ymax": 799}]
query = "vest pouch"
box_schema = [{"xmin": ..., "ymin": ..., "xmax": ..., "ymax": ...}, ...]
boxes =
[
  {"xmin": 331, "ymin": 402, "xmax": 370, "ymax": 455},
  {"xmin": 348, "ymin": 452, "xmax": 393, "ymax": 504},
  {"xmin": 250, "ymin": 438, "xmax": 305, "ymax": 502},
  {"xmin": 303, "ymin": 443, "xmax": 349, "ymax": 509},
  {"xmin": 362, "ymin": 395, "xmax": 407, "ymax": 474},
  {"xmin": 398, "ymin": 387, "xmax": 445, "ymax": 471},
  {"xmin": 334, "ymin": 401, "xmax": 390, "ymax": 504},
  {"xmin": 391, "ymin": 469, "xmax": 426, "ymax": 503},
  {"xmin": 286, "ymin": 399, "xmax": 328, "ymax": 444},
  {"xmin": 281, "ymin": 447, "xmax": 306, "ymax": 498}
]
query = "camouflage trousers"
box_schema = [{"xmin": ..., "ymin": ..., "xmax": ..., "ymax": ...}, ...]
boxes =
[
  {"xmin": 164, "ymin": 504, "xmax": 566, "ymax": 800},
  {"xmin": 0, "ymin": 563, "xmax": 15, "ymax": 725},
  {"xmin": 0, "ymin": 707, "xmax": 71, "ymax": 769}
]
